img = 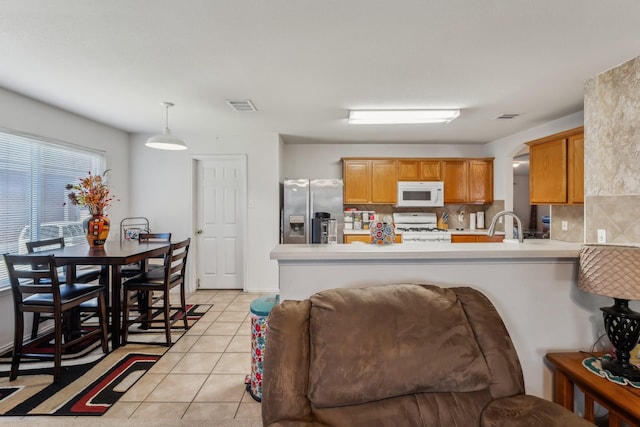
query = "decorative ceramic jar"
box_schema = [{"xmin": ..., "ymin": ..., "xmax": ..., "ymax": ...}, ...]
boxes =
[{"xmin": 83, "ymin": 210, "xmax": 110, "ymax": 246}]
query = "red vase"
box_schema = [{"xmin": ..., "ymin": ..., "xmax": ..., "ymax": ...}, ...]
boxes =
[{"xmin": 83, "ymin": 213, "xmax": 110, "ymax": 246}]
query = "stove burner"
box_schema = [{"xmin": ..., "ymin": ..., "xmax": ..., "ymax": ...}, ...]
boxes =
[{"xmin": 395, "ymin": 226, "xmax": 450, "ymax": 233}]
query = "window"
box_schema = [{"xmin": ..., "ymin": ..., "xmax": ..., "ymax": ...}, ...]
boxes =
[{"xmin": 0, "ymin": 129, "xmax": 105, "ymax": 288}]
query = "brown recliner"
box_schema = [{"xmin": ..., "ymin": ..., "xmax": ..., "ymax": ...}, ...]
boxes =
[{"xmin": 262, "ymin": 284, "xmax": 593, "ymax": 427}]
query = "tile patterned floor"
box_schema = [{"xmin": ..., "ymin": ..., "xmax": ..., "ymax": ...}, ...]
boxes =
[{"xmin": 0, "ymin": 290, "xmax": 264, "ymax": 426}]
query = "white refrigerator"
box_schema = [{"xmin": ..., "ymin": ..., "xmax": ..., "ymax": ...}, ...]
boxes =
[{"xmin": 282, "ymin": 179, "xmax": 344, "ymax": 244}]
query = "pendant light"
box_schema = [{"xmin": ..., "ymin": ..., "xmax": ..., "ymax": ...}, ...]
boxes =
[{"xmin": 145, "ymin": 101, "xmax": 187, "ymax": 150}]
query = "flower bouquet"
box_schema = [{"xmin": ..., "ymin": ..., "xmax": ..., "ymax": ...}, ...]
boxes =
[{"xmin": 66, "ymin": 170, "xmax": 117, "ymax": 246}]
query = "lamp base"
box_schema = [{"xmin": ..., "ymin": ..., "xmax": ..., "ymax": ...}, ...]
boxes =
[
  {"xmin": 601, "ymin": 299, "xmax": 640, "ymax": 382},
  {"xmin": 601, "ymin": 357, "xmax": 640, "ymax": 382}
]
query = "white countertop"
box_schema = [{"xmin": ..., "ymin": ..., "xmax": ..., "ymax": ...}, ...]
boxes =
[{"xmin": 271, "ymin": 240, "xmax": 581, "ymax": 261}]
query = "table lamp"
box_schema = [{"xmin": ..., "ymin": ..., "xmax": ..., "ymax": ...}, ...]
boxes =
[{"xmin": 578, "ymin": 244, "xmax": 640, "ymax": 381}]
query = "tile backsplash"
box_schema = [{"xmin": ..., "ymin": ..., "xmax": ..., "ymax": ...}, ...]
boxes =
[
  {"xmin": 344, "ymin": 201, "xmax": 506, "ymax": 231},
  {"xmin": 549, "ymin": 205, "xmax": 584, "ymax": 243},
  {"xmin": 584, "ymin": 55, "xmax": 640, "ymax": 244}
]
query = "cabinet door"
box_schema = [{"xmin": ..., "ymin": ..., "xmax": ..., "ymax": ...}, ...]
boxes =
[
  {"xmin": 397, "ymin": 160, "xmax": 420, "ymax": 181},
  {"xmin": 344, "ymin": 235, "xmax": 371, "ymax": 244},
  {"xmin": 477, "ymin": 235, "xmax": 504, "ymax": 242},
  {"xmin": 443, "ymin": 161, "xmax": 468, "ymax": 203},
  {"xmin": 568, "ymin": 134, "xmax": 584, "ymax": 204},
  {"xmin": 529, "ymin": 138, "xmax": 567, "ymax": 204},
  {"xmin": 398, "ymin": 160, "xmax": 442, "ymax": 181},
  {"xmin": 343, "ymin": 160, "xmax": 371, "ymax": 204},
  {"xmin": 419, "ymin": 160, "xmax": 442, "ymax": 180},
  {"xmin": 371, "ymin": 160, "xmax": 397, "ymax": 203},
  {"xmin": 468, "ymin": 160, "xmax": 493, "ymax": 203},
  {"xmin": 451, "ymin": 235, "xmax": 477, "ymax": 243}
]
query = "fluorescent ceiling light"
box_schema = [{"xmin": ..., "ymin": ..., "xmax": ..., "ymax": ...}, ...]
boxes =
[{"xmin": 348, "ymin": 109, "xmax": 460, "ymax": 124}]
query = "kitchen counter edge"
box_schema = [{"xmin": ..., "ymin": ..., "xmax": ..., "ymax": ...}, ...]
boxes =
[{"xmin": 271, "ymin": 240, "xmax": 581, "ymax": 261}]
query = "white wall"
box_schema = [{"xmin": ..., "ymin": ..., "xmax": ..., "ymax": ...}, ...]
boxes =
[
  {"xmin": 0, "ymin": 87, "xmax": 130, "ymax": 352},
  {"xmin": 282, "ymin": 143, "xmax": 488, "ymax": 179},
  {"xmin": 129, "ymin": 132, "xmax": 281, "ymax": 294}
]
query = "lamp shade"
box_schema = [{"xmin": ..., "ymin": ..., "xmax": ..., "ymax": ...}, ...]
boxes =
[
  {"xmin": 145, "ymin": 101, "xmax": 187, "ymax": 151},
  {"xmin": 578, "ymin": 244, "xmax": 640, "ymax": 300},
  {"xmin": 145, "ymin": 130, "xmax": 187, "ymax": 151}
]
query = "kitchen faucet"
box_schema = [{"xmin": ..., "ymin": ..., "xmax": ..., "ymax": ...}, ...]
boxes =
[{"xmin": 487, "ymin": 210, "xmax": 524, "ymax": 243}]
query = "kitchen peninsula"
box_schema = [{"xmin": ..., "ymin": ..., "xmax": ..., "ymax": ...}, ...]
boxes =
[{"xmin": 270, "ymin": 240, "xmax": 604, "ymax": 402}]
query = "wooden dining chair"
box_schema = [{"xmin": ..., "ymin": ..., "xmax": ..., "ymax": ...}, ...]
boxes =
[
  {"xmin": 3, "ymin": 253, "xmax": 109, "ymax": 383},
  {"xmin": 26, "ymin": 237, "xmax": 103, "ymax": 283},
  {"xmin": 26, "ymin": 237, "xmax": 105, "ymax": 339},
  {"xmin": 120, "ymin": 232, "xmax": 172, "ymax": 278},
  {"xmin": 122, "ymin": 238, "xmax": 190, "ymax": 346}
]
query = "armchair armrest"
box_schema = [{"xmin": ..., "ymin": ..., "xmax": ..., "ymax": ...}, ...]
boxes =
[{"xmin": 481, "ymin": 395, "xmax": 595, "ymax": 427}]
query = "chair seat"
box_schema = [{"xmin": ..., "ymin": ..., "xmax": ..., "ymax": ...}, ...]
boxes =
[
  {"xmin": 23, "ymin": 284, "xmax": 104, "ymax": 306},
  {"xmin": 123, "ymin": 276, "xmax": 181, "ymax": 291},
  {"xmin": 125, "ymin": 269, "xmax": 180, "ymax": 285}
]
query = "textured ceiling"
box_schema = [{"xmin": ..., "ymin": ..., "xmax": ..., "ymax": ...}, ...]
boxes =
[{"xmin": 0, "ymin": 1, "xmax": 639, "ymax": 144}]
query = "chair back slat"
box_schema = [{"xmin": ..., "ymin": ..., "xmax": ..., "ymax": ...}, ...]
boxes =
[
  {"xmin": 139, "ymin": 233, "xmax": 172, "ymax": 243},
  {"xmin": 164, "ymin": 238, "xmax": 190, "ymax": 282},
  {"xmin": 26, "ymin": 237, "xmax": 65, "ymax": 253}
]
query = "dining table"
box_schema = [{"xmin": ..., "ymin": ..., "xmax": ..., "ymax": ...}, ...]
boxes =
[{"xmin": 46, "ymin": 240, "xmax": 171, "ymax": 350}]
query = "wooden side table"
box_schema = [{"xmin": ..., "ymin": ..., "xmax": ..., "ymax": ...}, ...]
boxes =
[{"xmin": 546, "ymin": 352, "xmax": 640, "ymax": 427}]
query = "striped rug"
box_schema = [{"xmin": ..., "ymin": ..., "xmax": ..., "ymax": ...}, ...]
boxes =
[{"xmin": 0, "ymin": 303, "xmax": 211, "ymax": 416}]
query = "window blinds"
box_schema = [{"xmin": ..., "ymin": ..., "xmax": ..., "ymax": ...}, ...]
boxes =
[{"xmin": 0, "ymin": 130, "xmax": 105, "ymax": 288}]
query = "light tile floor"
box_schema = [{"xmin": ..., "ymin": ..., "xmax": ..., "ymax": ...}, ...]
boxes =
[
  {"xmin": 112, "ymin": 290, "xmax": 263, "ymax": 422},
  {"xmin": 0, "ymin": 290, "xmax": 265, "ymax": 426}
]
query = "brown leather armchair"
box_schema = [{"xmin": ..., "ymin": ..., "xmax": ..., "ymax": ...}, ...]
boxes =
[{"xmin": 262, "ymin": 284, "xmax": 593, "ymax": 427}]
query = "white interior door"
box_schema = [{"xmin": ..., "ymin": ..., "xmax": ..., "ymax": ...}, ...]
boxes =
[{"xmin": 196, "ymin": 156, "xmax": 246, "ymax": 289}]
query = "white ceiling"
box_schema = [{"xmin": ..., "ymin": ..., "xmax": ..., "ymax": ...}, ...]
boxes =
[{"xmin": 1, "ymin": 1, "xmax": 639, "ymax": 145}]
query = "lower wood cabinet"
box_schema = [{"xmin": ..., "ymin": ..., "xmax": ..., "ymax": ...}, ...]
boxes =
[
  {"xmin": 451, "ymin": 234, "xmax": 504, "ymax": 243},
  {"xmin": 344, "ymin": 234, "xmax": 402, "ymax": 244}
]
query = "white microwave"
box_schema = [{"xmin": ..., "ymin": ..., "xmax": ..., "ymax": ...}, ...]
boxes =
[{"xmin": 396, "ymin": 181, "xmax": 444, "ymax": 207}]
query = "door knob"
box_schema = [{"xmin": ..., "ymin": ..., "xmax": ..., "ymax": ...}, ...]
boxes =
[{"xmin": 196, "ymin": 229, "xmax": 203, "ymax": 234}]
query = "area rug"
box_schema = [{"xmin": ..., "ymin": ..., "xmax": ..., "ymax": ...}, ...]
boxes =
[{"xmin": 0, "ymin": 303, "xmax": 211, "ymax": 416}]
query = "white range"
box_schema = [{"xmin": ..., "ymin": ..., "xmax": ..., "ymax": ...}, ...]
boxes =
[{"xmin": 393, "ymin": 212, "xmax": 451, "ymax": 243}]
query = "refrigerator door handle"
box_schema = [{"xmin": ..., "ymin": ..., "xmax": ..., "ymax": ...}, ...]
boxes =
[{"xmin": 307, "ymin": 190, "xmax": 312, "ymax": 244}]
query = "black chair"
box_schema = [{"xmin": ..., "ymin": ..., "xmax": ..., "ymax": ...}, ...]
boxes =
[
  {"xmin": 3, "ymin": 253, "xmax": 109, "ymax": 383},
  {"xmin": 26, "ymin": 237, "xmax": 105, "ymax": 339},
  {"xmin": 122, "ymin": 238, "xmax": 190, "ymax": 346}
]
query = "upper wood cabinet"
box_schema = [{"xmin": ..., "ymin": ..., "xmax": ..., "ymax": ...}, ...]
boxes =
[
  {"xmin": 468, "ymin": 160, "xmax": 493, "ymax": 203},
  {"xmin": 527, "ymin": 127, "xmax": 584, "ymax": 205},
  {"xmin": 343, "ymin": 157, "xmax": 493, "ymax": 205},
  {"xmin": 397, "ymin": 160, "xmax": 442, "ymax": 181},
  {"xmin": 567, "ymin": 133, "xmax": 584, "ymax": 204},
  {"xmin": 443, "ymin": 159, "xmax": 493, "ymax": 204},
  {"xmin": 343, "ymin": 159, "xmax": 371, "ymax": 203},
  {"xmin": 443, "ymin": 161, "xmax": 468, "ymax": 203},
  {"xmin": 343, "ymin": 158, "xmax": 397, "ymax": 204},
  {"xmin": 371, "ymin": 160, "xmax": 397, "ymax": 203}
]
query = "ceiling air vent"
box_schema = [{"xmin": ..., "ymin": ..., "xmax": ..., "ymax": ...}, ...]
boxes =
[
  {"xmin": 496, "ymin": 113, "xmax": 519, "ymax": 119},
  {"xmin": 226, "ymin": 99, "xmax": 257, "ymax": 112}
]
